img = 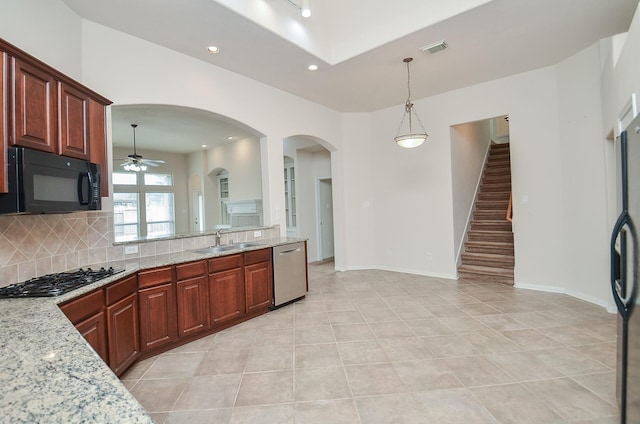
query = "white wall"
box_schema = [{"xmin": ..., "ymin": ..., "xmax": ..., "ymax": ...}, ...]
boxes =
[
  {"xmin": 0, "ymin": 0, "xmax": 82, "ymax": 80},
  {"xmin": 450, "ymin": 120, "xmax": 491, "ymax": 263},
  {"xmin": 339, "ymin": 113, "xmax": 376, "ymax": 270},
  {"xmin": 206, "ymin": 137, "xmax": 262, "ymax": 201},
  {"xmin": 555, "ymin": 44, "xmax": 610, "ymax": 306}
]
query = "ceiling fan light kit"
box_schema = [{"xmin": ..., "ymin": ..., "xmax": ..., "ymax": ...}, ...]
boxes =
[
  {"xmin": 121, "ymin": 123, "xmax": 165, "ymax": 172},
  {"xmin": 394, "ymin": 57, "xmax": 428, "ymax": 148}
]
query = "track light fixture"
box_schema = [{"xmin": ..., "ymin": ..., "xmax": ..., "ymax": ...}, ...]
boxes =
[{"xmin": 285, "ymin": 0, "xmax": 311, "ymax": 18}]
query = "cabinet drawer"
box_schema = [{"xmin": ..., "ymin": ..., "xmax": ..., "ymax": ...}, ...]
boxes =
[
  {"xmin": 208, "ymin": 254, "xmax": 243, "ymax": 273},
  {"xmin": 176, "ymin": 260, "xmax": 206, "ymax": 281},
  {"xmin": 59, "ymin": 289, "xmax": 104, "ymax": 324},
  {"xmin": 138, "ymin": 266, "xmax": 173, "ymax": 289},
  {"xmin": 106, "ymin": 274, "xmax": 137, "ymax": 306},
  {"xmin": 244, "ymin": 248, "xmax": 272, "ymax": 266}
]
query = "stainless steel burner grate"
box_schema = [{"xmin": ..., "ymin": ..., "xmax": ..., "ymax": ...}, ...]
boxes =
[{"xmin": 0, "ymin": 267, "xmax": 124, "ymax": 298}]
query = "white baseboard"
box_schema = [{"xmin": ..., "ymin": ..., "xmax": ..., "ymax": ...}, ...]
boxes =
[{"xmin": 515, "ymin": 282, "xmax": 616, "ymax": 313}]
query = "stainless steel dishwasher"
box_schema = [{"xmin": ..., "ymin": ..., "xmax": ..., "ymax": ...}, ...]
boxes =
[{"xmin": 272, "ymin": 242, "xmax": 307, "ymax": 308}]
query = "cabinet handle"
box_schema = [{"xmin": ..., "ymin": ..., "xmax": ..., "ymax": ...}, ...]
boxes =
[{"xmin": 279, "ymin": 248, "xmax": 301, "ymax": 255}]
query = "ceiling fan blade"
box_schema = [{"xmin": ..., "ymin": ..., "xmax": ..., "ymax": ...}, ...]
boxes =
[{"xmin": 142, "ymin": 159, "xmax": 166, "ymax": 164}]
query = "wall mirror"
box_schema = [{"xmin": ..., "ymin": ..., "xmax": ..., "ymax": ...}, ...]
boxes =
[{"xmin": 111, "ymin": 104, "xmax": 264, "ymax": 242}]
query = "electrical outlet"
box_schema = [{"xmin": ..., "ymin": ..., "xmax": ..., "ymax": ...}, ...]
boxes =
[
  {"xmin": 124, "ymin": 245, "xmax": 139, "ymax": 255},
  {"xmin": 426, "ymin": 252, "xmax": 432, "ymax": 260},
  {"xmin": 254, "ymin": 230, "xmax": 262, "ymax": 238}
]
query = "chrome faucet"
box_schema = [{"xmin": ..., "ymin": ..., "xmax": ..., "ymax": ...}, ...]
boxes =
[{"xmin": 214, "ymin": 230, "xmax": 221, "ymax": 246}]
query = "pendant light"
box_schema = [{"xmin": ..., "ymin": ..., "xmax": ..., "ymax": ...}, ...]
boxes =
[{"xmin": 394, "ymin": 57, "xmax": 428, "ymax": 148}]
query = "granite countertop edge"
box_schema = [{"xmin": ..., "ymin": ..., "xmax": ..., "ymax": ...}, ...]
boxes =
[{"xmin": 0, "ymin": 237, "xmax": 304, "ymax": 423}]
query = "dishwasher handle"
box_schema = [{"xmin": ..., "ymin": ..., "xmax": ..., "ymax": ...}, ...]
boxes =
[{"xmin": 279, "ymin": 247, "xmax": 302, "ymax": 255}]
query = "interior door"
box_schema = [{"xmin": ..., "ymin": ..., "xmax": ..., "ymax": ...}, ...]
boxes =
[{"xmin": 317, "ymin": 178, "xmax": 334, "ymax": 260}]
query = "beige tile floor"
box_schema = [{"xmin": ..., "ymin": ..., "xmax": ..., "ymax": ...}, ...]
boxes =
[{"xmin": 121, "ymin": 261, "xmax": 620, "ymax": 423}]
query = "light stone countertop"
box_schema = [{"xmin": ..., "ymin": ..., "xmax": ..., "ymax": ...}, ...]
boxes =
[{"xmin": 0, "ymin": 237, "xmax": 304, "ymax": 423}]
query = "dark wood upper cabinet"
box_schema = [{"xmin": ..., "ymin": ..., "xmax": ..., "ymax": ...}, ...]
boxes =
[
  {"xmin": 0, "ymin": 37, "xmax": 112, "ymax": 196},
  {"xmin": 11, "ymin": 57, "xmax": 57, "ymax": 153},
  {"xmin": 89, "ymin": 99, "xmax": 108, "ymax": 196},
  {"xmin": 58, "ymin": 81, "xmax": 89, "ymax": 160}
]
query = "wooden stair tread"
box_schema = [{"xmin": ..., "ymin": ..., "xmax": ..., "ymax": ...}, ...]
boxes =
[{"xmin": 458, "ymin": 264, "xmax": 514, "ymax": 275}]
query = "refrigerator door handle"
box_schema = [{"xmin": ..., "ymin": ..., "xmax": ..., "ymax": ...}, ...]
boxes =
[{"xmin": 610, "ymin": 211, "xmax": 638, "ymax": 322}]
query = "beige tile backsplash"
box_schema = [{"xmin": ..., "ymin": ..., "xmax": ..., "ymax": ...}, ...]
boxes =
[{"xmin": 0, "ymin": 211, "xmax": 279, "ymax": 287}]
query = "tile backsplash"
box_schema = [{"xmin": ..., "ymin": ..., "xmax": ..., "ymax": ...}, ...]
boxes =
[{"xmin": 0, "ymin": 211, "xmax": 279, "ymax": 287}]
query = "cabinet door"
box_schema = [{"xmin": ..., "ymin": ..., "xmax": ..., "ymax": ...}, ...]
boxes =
[
  {"xmin": 245, "ymin": 261, "xmax": 273, "ymax": 313},
  {"xmin": 88, "ymin": 99, "xmax": 108, "ymax": 196},
  {"xmin": 208, "ymin": 267, "xmax": 245, "ymax": 326},
  {"xmin": 176, "ymin": 276, "xmax": 210, "ymax": 338},
  {"xmin": 106, "ymin": 292, "xmax": 139, "ymax": 376},
  {"xmin": 58, "ymin": 82, "xmax": 89, "ymax": 160},
  {"xmin": 11, "ymin": 58, "xmax": 57, "ymax": 153},
  {"xmin": 75, "ymin": 312, "xmax": 108, "ymax": 364},
  {"xmin": 138, "ymin": 283, "xmax": 178, "ymax": 351},
  {"xmin": 0, "ymin": 51, "xmax": 7, "ymax": 193}
]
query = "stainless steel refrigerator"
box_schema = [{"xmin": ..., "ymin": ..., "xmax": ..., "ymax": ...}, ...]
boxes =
[{"xmin": 611, "ymin": 113, "xmax": 640, "ymax": 424}]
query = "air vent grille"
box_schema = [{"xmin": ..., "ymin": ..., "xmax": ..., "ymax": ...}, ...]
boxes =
[{"xmin": 420, "ymin": 40, "xmax": 448, "ymax": 55}]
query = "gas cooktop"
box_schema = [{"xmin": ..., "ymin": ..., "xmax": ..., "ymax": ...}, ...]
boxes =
[{"xmin": 0, "ymin": 267, "xmax": 124, "ymax": 298}]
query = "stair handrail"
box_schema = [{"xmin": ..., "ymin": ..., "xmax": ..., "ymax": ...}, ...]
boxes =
[{"xmin": 506, "ymin": 193, "xmax": 513, "ymax": 222}]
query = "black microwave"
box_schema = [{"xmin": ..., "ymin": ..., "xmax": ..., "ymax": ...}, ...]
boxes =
[{"xmin": 0, "ymin": 147, "xmax": 101, "ymax": 214}]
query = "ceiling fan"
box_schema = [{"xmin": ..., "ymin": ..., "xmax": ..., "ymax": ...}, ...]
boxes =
[{"xmin": 121, "ymin": 124, "xmax": 165, "ymax": 172}]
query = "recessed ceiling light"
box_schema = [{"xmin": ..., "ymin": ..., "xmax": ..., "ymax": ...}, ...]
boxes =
[
  {"xmin": 201, "ymin": 144, "xmax": 207, "ymax": 148},
  {"xmin": 207, "ymin": 46, "xmax": 220, "ymax": 54},
  {"xmin": 227, "ymin": 136, "xmax": 234, "ymax": 140},
  {"xmin": 308, "ymin": 64, "xmax": 318, "ymax": 71}
]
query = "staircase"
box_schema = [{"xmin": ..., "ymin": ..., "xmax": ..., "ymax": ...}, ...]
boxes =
[{"xmin": 458, "ymin": 143, "xmax": 514, "ymax": 285}]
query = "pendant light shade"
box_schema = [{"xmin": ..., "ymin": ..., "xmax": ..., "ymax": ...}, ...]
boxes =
[{"xmin": 394, "ymin": 58, "xmax": 428, "ymax": 148}]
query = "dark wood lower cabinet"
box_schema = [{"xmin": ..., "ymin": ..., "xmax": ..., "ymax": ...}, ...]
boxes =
[
  {"xmin": 106, "ymin": 292, "xmax": 139, "ymax": 376},
  {"xmin": 176, "ymin": 276, "xmax": 210, "ymax": 338},
  {"xmin": 57, "ymin": 246, "xmax": 300, "ymax": 376},
  {"xmin": 209, "ymin": 267, "xmax": 245, "ymax": 326},
  {"xmin": 245, "ymin": 260, "xmax": 273, "ymax": 313},
  {"xmin": 75, "ymin": 312, "xmax": 108, "ymax": 363},
  {"xmin": 138, "ymin": 283, "xmax": 177, "ymax": 351},
  {"xmin": 59, "ymin": 288, "xmax": 108, "ymax": 363}
]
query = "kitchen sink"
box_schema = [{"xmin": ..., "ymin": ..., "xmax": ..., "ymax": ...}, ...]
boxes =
[{"xmin": 190, "ymin": 242, "xmax": 264, "ymax": 255}]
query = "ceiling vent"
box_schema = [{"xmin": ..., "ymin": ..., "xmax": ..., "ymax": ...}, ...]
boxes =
[{"xmin": 420, "ymin": 40, "xmax": 448, "ymax": 55}]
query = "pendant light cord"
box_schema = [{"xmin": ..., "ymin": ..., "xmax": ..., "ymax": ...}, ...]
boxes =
[
  {"xmin": 405, "ymin": 59, "xmax": 412, "ymax": 111},
  {"xmin": 395, "ymin": 57, "xmax": 427, "ymax": 136}
]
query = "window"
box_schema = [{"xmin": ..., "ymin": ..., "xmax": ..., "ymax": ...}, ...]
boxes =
[
  {"xmin": 284, "ymin": 162, "xmax": 296, "ymax": 229},
  {"xmin": 113, "ymin": 172, "xmax": 175, "ymax": 241},
  {"xmin": 218, "ymin": 172, "xmax": 230, "ymax": 226},
  {"xmin": 113, "ymin": 192, "xmax": 140, "ymax": 242}
]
